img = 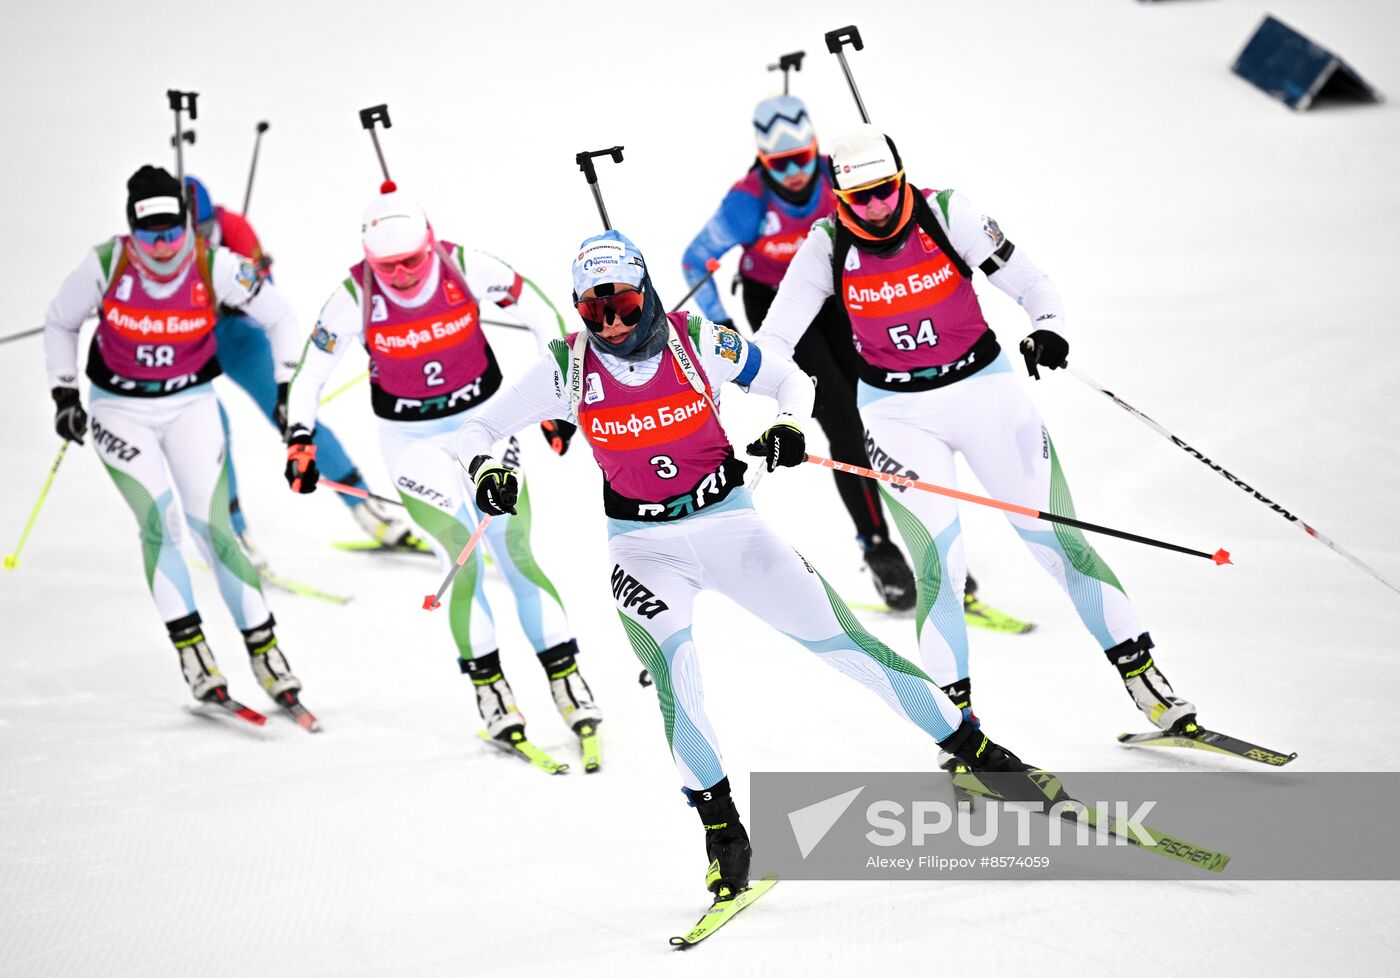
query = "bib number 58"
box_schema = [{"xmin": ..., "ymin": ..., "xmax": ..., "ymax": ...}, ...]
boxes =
[
  {"xmin": 135, "ymin": 344, "xmax": 175, "ymax": 367},
  {"xmin": 887, "ymin": 318, "xmax": 938, "ymax": 351}
]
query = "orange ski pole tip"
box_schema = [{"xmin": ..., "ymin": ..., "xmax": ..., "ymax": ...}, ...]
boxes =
[
  {"xmin": 705, "ymin": 258, "xmax": 720, "ymax": 272},
  {"xmin": 422, "ymin": 595, "xmax": 441, "ymax": 611},
  {"xmin": 1212, "ymin": 549, "xmax": 1232, "ymax": 566}
]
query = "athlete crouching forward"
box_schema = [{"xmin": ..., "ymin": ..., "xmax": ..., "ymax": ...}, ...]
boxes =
[{"xmin": 454, "ymin": 229, "xmax": 1058, "ymax": 901}]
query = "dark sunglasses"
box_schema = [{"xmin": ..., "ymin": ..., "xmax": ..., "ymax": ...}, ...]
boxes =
[
  {"xmin": 575, "ymin": 287, "xmax": 644, "ymax": 329},
  {"xmin": 132, "ymin": 225, "xmax": 187, "ymax": 246},
  {"xmin": 761, "ymin": 146, "xmax": 817, "ymax": 172},
  {"xmin": 835, "ymin": 171, "xmax": 905, "ymax": 207}
]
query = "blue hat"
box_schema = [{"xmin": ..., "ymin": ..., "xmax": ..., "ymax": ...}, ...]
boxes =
[
  {"xmin": 753, "ymin": 95, "xmax": 815, "ymax": 156},
  {"xmin": 571, "ymin": 229, "xmax": 647, "ymax": 298},
  {"xmin": 184, "ymin": 176, "xmax": 214, "ymax": 224}
]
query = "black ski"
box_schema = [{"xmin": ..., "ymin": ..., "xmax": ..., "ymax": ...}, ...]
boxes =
[{"xmin": 1117, "ymin": 723, "xmax": 1296, "ymax": 766}]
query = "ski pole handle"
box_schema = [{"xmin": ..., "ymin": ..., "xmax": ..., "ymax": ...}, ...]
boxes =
[
  {"xmin": 575, "ymin": 146, "xmax": 624, "ymax": 184},
  {"xmin": 824, "ymin": 25, "xmax": 871, "ymax": 123},
  {"xmin": 167, "ymin": 90, "xmax": 198, "ymax": 184},
  {"xmin": 423, "ymin": 516, "xmax": 493, "ymax": 610},
  {"xmin": 359, "ymin": 104, "xmax": 394, "ymax": 183},
  {"xmin": 167, "ymin": 90, "xmax": 199, "ymax": 119},
  {"xmin": 824, "ymin": 25, "xmax": 863, "ymax": 54},
  {"xmin": 670, "ymin": 258, "xmax": 722, "ymax": 312},
  {"xmin": 768, "ymin": 50, "xmax": 806, "ymax": 94},
  {"xmin": 319, "ymin": 478, "xmax": 405, "ymax": 509},
  {"xmin": 803, "ymin": 453, "xmax": 1231, "ymax": 565},
  {"xmin": 575, "ymin": 147, "xmax": 625, "ymax": 230},
  {"xmin": 4, "ymin": 442, "xmax": 69, "ymax": 571}
]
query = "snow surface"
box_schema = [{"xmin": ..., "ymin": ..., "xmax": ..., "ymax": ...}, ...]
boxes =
[{"xmin": 3, "ymin": 1, "xmax": 1399, "ymax": 975}]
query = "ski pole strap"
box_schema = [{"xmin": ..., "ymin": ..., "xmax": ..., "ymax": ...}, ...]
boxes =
[
  {"xmin": 1065, "ymin": 365, "xmax": 1400, "ymax": 594},
  {"xmin": 422, "ymin": 515, "xmax": 492, "ymax": 610},
  {"xmin": 803, "ymin": 453, "xmax": 1231, "ymax": 565}
]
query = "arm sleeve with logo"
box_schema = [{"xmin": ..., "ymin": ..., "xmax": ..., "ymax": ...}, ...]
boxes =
[
  {"xmin": 457, "ymin": 247, "xmax": 564, "ymax": 357},
  {"xmin": 284, "ymin": 284, "xmax": 363, "ymax": 435},
  {"xmin": 43, "ymin": 247, "xmax": 107, "ymax": 389},
  {"xmin": 939, "ymin": 189, "xmax": 1067, "ymax": 338},
  {"xmin": 453, "ymin": 349, "xmax": 571, "ymax": 472},
  {"xmin": 212, "ymin": 247, "xmax": 303, "ymax": 382},
  {"xmin": 749, "ymin": 221, "xmax": 837, "ymax": 363},
  {"xmin": 694, "ymin": 318, "xmax": 815, "ymax": 422},
  {"xmin": 680, "ymin": 183, "xmax": 765, "ymax": 323}
]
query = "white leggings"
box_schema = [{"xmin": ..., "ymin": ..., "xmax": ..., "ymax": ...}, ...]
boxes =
[
  {"xmin": 378, "ymin": 414, "xmax": 573, "ymax": 665},
  {"xmin": 88, "ymin": 387, "xmax": 269, "ymax": 630},
  {"xmin": 610, "ymin": 496, "xmax": 963, "ymax": 791},
  {"xmin": 858, "ymin": 354, "xmax": 1143, "ymax": 688}
]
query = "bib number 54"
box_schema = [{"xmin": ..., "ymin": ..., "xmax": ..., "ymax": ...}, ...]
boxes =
[{"xmin": 887, "ymin": 319, "xmax": 937, "ymax": 351}]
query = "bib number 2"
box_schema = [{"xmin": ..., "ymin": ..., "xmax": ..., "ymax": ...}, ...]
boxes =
[
  {"xmin": 423, "ymin": 360, "xmax": 444, "ymax": 387},
  {"xmin": 887, "ymin": 318, "xmax": 938, "ymax": 351}
]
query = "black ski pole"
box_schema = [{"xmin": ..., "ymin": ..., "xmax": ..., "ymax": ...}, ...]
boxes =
[
  {"xmin": 670, "ymin": 258, "xmax": 721, "ymax": 313},
  {"xmin": 824, "ymin": 26, "xmax": 872, "ymax": 123},
  {"xmin": 242, "ymin": 121, "xmax": 270, "ymax": 216},
  {"xmin": 0, "ymin": 326, "xmax": 44, "ymax": 345},
  {"xmin": 359, "ymin": 104, "xmax": 395, "ymax": 185},
  {"xmin": 574, "ymin": 146, "xmax": 625, "ymax": 230},
  {"xmin": 166, "ymin": 90, "xmax": 199, "ymax": 224},
  {"xmin": 767, "ymin": 50, "xmax": 806, "ymax": 95},
  {"xmin": 166, "ymin": 90, "xmax": 198, "ymax": 184}
]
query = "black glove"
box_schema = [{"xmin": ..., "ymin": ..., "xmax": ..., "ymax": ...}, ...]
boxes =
[
  {"xmin": 274, "ymin": 382, "xmax": 290, "ymax": 436},
  {"xmin": 1020, "ymin": 329, "xmax": 1069, "ymax": 380},
  {"xmin": 745, "ymin": 417, "xmax": 806, "ymax": 472},
  {"xmin": 540, "ymin": 419, "xmax": 577, "ymax": 456},
  {"xmin": 469, "ymin": 455, "xmax": 519, "ymax": 516},
  {"xmin": 52, "ymin": 387, "xmax": 87, "ymax": 445},
  {"xmin": 284, "ymin": 425, "xmax": 320, "ymax": 494}
]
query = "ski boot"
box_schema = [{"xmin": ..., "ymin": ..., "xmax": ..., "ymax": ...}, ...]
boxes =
[
  {"xmin": 935, "ymin": 679, "xmax": 976, "ymax": 783},
  {"xmin": 862, "ymin": 533, "xmax": 915, "ymax": 611},
  {"xmin": 938, "ymin": 719, "xmax": 1067, "ymax": 806},
  {"xmin": 243, "ymin": 618, "xmax": 318, "ymax": 729},
  {"xmin": 686, "ymin": 776, "xmax": 751, "ymax": 900},
  {"xmin": 1105, "ymin": 632, "xmax": 1197, "ymax": 732},
  {"xmin": 462, "ymin": 651, "xmax": 526, "ymax": 741},
  {"xmin": 243, "ymin": 618, "xmax": 301, "ymax": 698},
  {"xmin": 539, "ymin": 641, "xmax": 603, "ymax": 771},
  {"xmin": 352, "ymin": 494, "xmax": 427, "ymax": 552},
  {"xmin": 168, "ymin": 613, "xmax": 228, "ymax": 702}
]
